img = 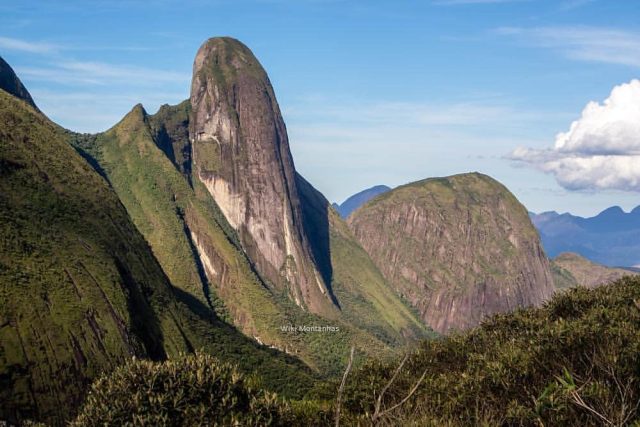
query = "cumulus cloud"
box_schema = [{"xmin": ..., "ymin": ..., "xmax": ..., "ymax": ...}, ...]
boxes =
[{"xmin": 510, "ymin": 79, "xmax": 640, "ymax": 191}]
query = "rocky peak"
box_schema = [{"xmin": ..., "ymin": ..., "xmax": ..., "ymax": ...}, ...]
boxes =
[
  {"xmin": 188, "ymin": 37, "xmax": 336, "ymax": 314},
  {"xmin": 0, "ymin": 56, "xmax": 39, "ymax": 111},
  {"xmin": 348, "ymin": 172, "xmax": 555, "ymax": 333}
]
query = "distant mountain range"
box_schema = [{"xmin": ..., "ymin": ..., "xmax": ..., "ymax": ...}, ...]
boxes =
[
  {"xmin": 530, "ymin": 206, "xmax": 640, "ymax": 268},
  {"xmin": 332, "ymin": 185, "xmax": 391, "ymax": 218}
]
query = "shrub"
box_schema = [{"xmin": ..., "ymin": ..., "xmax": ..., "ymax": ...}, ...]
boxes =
[
  {"xmin": 339, "ymin": 276, "xmax": 640, "ymax": 426},
  {"xmin": 72, "ymin": 353, "xmax": 293, "ymax": 426},
  {"xmin": 73, "ymin": 276, "xmax": 640, "ymax": 426}
]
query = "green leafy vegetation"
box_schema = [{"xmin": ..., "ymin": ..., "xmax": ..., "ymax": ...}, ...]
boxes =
[
  {"xmin": 0, "ymin": 89, "xmax": 316, "ymax": 425},
  {"xmin": 340, "ymin": 275, "xmax": 640, "ymax": 425},
  {"xmin": 71, "ymin": 353, "xmax": 331, "ymax": 427},
  {"xmin": 71, "ymin": 275, "xmax": 640, "ymax": 426}
]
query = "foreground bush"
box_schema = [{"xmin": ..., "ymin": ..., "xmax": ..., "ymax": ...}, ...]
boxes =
[
  {"xmin": 341, "ymin": 275, "xmax": 640, "ymax": 425},
  {"xmin": 73, "ymin": 276, "xmax": 640, "ymax": 426},
  {"xmin": 71, "ymin": 353, "xmax": 299, "ymax": 426}
]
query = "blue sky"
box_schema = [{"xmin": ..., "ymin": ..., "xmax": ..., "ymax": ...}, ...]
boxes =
[{"xmin": 1, "ymin": 0, "xmax": 639, "ymax": 216}]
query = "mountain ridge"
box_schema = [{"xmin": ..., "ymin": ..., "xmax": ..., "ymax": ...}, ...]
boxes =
[
  {"xmin": 0, "ymin": 56, "xmax": 38, "ymax": 111},
  {"xmin": 530, "ymin": 205, "xmax": 640, "ymax": 267}
]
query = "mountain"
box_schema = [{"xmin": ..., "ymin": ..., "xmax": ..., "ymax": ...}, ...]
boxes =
[
  {"xmin": 189, "ymin": 38, "xmax": 336, "ymax": 315},
  {"xmin": 68, "ymin": 38, "xmax": 429, "ymax": 373},
  {"xmin": 348, "ymin": 172, "xmax": 555, "ymax": 333},
  {"xmin": 71, "ymin": 100, "xmax": 428, "ymax": 375},
  {"xmin": 550, "ymin": 252, "xmax": 638, "ymax": 290},
  {"xmin": 333, "ymin": 185, "xmax": 391, "ymax": 218},
  {"xmin": 0, "ymin": 56, "xmax": 318, "ymax": 425},
  {"xmin": 530, "ymin": 206, "xmax": 640, "ymax": 267}
]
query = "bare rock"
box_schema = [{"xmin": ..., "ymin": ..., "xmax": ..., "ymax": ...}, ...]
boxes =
[
  {"xmin": 348, "ymin": 172, "xmax": 555, "ymax": 333},
  {"xmin": 189, "ymin": 37, "xmax": 336, "ymax": 314}
]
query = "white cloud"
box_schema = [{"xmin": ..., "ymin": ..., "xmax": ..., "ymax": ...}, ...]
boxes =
[
  {"xmin": 0, "ymin": 36, "xmax": 60, "ymax": 54},
  {"xmin": 30, "ymin": 89, "xmax": 188, "ymax": 133},
  {"xmin": 433, "ymin": 0, "xmax": 527, "ymax": 4},
  {"xmin": 284, "ymin": 95, "xmax": 556, "ymax": 202},
  {"xmin": 16, "ymin": 61, "xmax": 189, "ymax": 86},
  {"xmin": 284, "ymin": 98, "xmax": 552, "ymax": 128},
  {"xmin": 510, "ymin": 79, "xmax": 640, "ymax": 192},
  {"xmin": 559, "ymin": 0, "xmax": 596, "ymax": 11},
  {"xmin": 495, "ymin": 26, "xmax": 640, "ymax": 68}
]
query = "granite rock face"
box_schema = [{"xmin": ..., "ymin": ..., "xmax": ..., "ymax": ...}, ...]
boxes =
[
  {"xmin": 189, "ymin": 38, "xmax": 335, "ymax": 314},
  {"xmin": 348, "ymin": 173, "xmax": 555, "ymax": 333}
]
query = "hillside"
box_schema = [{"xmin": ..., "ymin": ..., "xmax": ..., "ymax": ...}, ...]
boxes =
[
  {"xmin": 348, "ymin": 172, "xmax": 554, "ymax": 333},
  {"xmin": 339, "ymin": 275, "xmax": 640, "ymax": 425},
  {"xmin": 551, "ymin": 252, "xmax": 637, "ymax": 290},
  {"xmin": 0, "ymin": 59, "xmax": 317, "ymax": 425},
  {"xmin": 70, "ymin": 275, "xmax": 640, "ymax": 425}
]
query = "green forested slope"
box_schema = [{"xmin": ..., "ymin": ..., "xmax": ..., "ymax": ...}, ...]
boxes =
[
  {"xmin": 70, "ymin": 275, "xmax": 640, "ymax": 426},
  {"xmin": 0, "ymin": 87, "xmax": 314, "ymax": 425},
  {"xmin": 0, "ymin": 90, "xmax": 188, "ymax": 423}
]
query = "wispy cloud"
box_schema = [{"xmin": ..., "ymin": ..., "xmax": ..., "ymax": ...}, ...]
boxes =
[
  {"xmin": 17, "ymin": 61, "xmax": 189, "ymax": 86},
  {"xmin": 559, "ymin": 0, "xmax": 597, "ymax": 11},
  {"xmin": 0, "ymin": 36, "xmax": 61, "ymax": 54},
  {"xmin": 495, "ymin": 26, "xmax": 640, "ymax": 67},
  {"xmin": 433, "ymin": 0, "xmax": 529, "ymax": 5},
  {"xmin": 30, "ymin": 89, "xmax": 188, "ymax": 133},
  {"xmin": 2, "ymin": 37, "xmax": 189, "ymax": 132},
  {"xmin": 284, "ymin": 95, "xmax": 559, "ymax": 202}
]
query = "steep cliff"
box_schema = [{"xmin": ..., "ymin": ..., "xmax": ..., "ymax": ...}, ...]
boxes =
[
  {"xmin": 189, "ymin": 38, "xmax": 336, "ymax": 315},
  {"xmin": 348, "ymin": 173, "xmax": 555, "ymax": 333},
  {"xmin": 296, "ymin": 173, "xmax": 429, "ymax": 341}
]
